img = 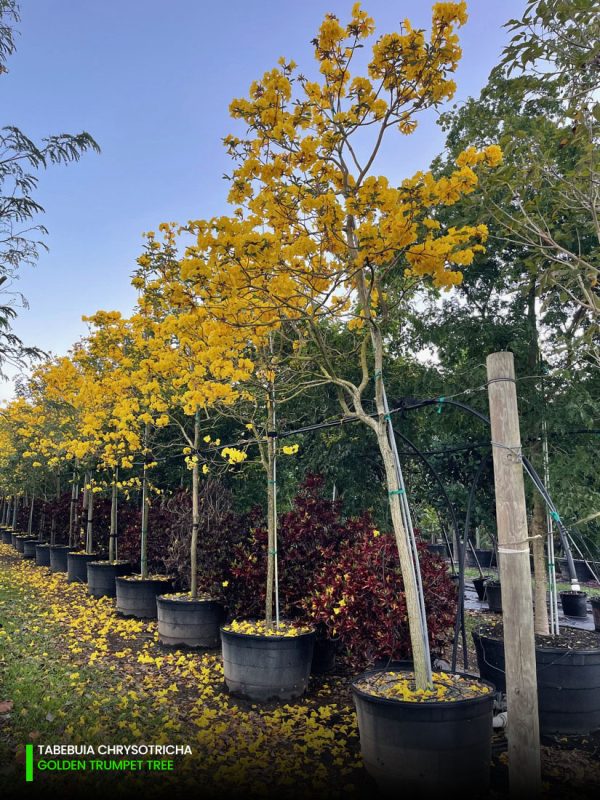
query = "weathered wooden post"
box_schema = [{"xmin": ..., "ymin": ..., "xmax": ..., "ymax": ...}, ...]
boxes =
[{"xmin": 486, "ymin": 351, "xmax": 541, "ymax": 795}]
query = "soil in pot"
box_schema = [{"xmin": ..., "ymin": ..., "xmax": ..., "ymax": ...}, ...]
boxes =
[
  {"xmin": 115, "ymin": 575, "xmax": 172, "ymax": 619},
  {"xmin": 221, "ymin": 620, "xmax": 315, "ymax": 702},
  {"xmin": 22, "ymin": 538, "xmax": 40, "ymax": 559},
  {"xmin": 351, "ymin": 666, "xmax": 494, "ymax": 795},
  {"xmin": 560, "ymin": 590, "xmax": 588, "ymax": 618},
  {"xmin": 474, "ymin": 624, "xmax": 600, "ymax": 735},
  {"xmin": 484, "ymin": 580, "xmax": 502, "ymax": 613},
  {"xmin": 87, "ymin": 561, "xmax": 132, "ymax": 598},
  {"xmin": 49, "ymin": 545, "xmax": 72, "ymax": 573},
  {"xmin": 157, "ymin": 593, "xmax": 226, "ymax": 648},
  {"xmin": 1, "ymin": 530, "xmax": 12, "ymax": 544},
  {"xmin": 473, "ymin": 575, "xmax": 492, "ymax": 602},
  {"xmin": 592, "ymin": 597, "xmax": 600, "ymax": 633},
  {"xmin": 67, "ymin": 552, "xmax": 99, "ymax": 584},
  {"xmin": 35, "ymin": 543, "xmax": 51, "ymax": 567}
]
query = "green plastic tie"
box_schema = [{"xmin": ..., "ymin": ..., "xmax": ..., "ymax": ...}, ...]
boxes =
[
  {"xmin": 389, "ymin": 489, "xmax": 405, "ymax": 496},
  {"xmin": 383, "ymin": 413, "xmax": 392, "ymax": 422},
  {"xmin": 550, "ymin": 510, "xmax": 560, "ymax": 523},
  {"xmin": 268, "ymin": 480, "xmax": 277, "ymax": 485},
  {"xmin": 374, "ymin": 370, "xmax": 383, "ymax": 380},
  {"xmin": 437, "ymin": 396, "xmax": 445, "ymax": 414},
  {"xmin": 268, "ymin": 549, "xmax": 278, "ymax": 556}
]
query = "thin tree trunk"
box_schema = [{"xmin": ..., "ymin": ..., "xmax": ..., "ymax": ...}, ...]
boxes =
[
  {"xmin": 109, "ymin": 469, "xmax": 118, "ymax": 562},
  {"xmin": 376, "ymin": 426, "xmax": 430, "ymax": 689},
  {"xmin": 28, "ymin": 494, "xmax": 35, "ymax": 537},
  {"xmin": 531, "ymin": 492, "xmax": 550, "ymax": 635},
  {"xmin": 12, "ymin": 495, "xmax": 18, "ymax": 529},
  {"xmin": 140, "ymin": 424, "xmax": 150, "ymax": 578},
  {"xmin": 85, "ymin": 482, "xmax": 94, "ymax": 553},
  {"xmin": 265, "ymin": 390, "xmax": 276, "ymax": 629},
  {"xmin": 68, "ymin": 470, "xmax": 77, "ymax": 547},
  {"xmin": 190, "ymin": 411, "xmax": 200, "ymax": 598}
]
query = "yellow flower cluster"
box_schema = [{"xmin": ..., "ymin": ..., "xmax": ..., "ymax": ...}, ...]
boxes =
[{"xmin": 223, "ymin": 619, "xmax": 313, "ymax": 637}]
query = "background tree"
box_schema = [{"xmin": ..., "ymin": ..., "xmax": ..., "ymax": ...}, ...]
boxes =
[{"xmin": 0, "ymin": 0, "xmax": 99, "ymax": 373}]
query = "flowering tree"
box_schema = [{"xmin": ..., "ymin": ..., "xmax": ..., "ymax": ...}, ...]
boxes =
[{"xmin": 181, "ymin": 2, "xmax": 500, "ymax": 686}]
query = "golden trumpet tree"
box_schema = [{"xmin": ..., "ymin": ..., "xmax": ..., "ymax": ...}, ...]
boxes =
[{"xmin": 180, "ymin": 2, "xmax": 501, "ymax": 686}]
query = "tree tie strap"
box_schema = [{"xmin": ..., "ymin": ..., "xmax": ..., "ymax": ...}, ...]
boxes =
[
  {"xmin": 389, "ymin": 489, "xmax": 405, "ymax": 496},
  {"xmin": 437, "ymin": 396, "xmax": 445, "ymax": 414}
]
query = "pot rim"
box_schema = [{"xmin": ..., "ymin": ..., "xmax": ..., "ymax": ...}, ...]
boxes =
[
  {"xmin": 88, "ymin": 560, "xmax": 131, "ymax": 567},
  {"xmin": 220, "ymin": 623, "xmax": 315, "ymax": 642},
  {"xmin": 351, "ymin": 666, "xmax": 496, "ymax": 709},
  {"xmin": 115, "ymin": 575, "xmax": 172, "ymax": 584},
  {"xmin": 158, "ymin": 593, "xmax": 222, "ymax": 605},
  {"xmin": 474, "ymin": 627, "xmax": 600, "ymax": 656}
]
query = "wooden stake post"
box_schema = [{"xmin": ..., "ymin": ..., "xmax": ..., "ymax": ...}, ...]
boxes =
[{"xmin": 486, "ymin": 352, "xmax": 541, "ymax": 795}]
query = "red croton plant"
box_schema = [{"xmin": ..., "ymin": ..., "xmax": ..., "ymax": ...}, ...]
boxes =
[
  {"xmin": 306, "ymin": 528, "xmax": 458, "ymax": 670},
  {"xmin": 230, "ymin": 474, "xmax": 457, "ymax": 669}
]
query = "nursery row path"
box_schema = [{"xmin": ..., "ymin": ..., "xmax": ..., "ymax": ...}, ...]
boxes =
[{"xmin": 0, "ymin": 544, "xmax": 363, "ymax": 798}]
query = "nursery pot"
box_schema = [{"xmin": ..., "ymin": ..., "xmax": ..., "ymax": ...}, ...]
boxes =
[
  {"xmin": 14, "ymin": 534, "xmax": 30, "ymax": 554},
  {"xmin": 115, "ymin": 576, "xmax": 172, "ymax": 619},
  {"xmin": 221, "ymin": 626, "xmax": 315, "ymax": 702},
  {"xmin": 22, "ymin": 538, "xmax": 39, "ymax": 559},
  {"xmin": 49, "ymin": 545, "xmax": 71, "ymax": 573},
  {"xmin": 1, "ymin": 530, "xmax": 12, "ymax": 544},
  {"xmin": 467, "ymin": 548, "xmax": 496, "ymax": 569},
  {"xmin": 10, "ymin": 532, "xmax": 19, "ymax": 547},
  {"xmin": 473, "ymin": 629, "xmax": 600, "ymax": 735},
  {"xmin": 426, "ymin": 543, "xmax": 448, "ymax": 558},
  {"xmin": 560, "ymin": 590, "xmax": 588, "ymax": 618},
  {"xmin": 592, "ymin": 598, "xmax": 600, "ymax": 633},
  {"xmin": 311, "ymin": 636, "xmax": 339, "ymax": 675},
  {"xmin": 473, "ymin": 576, "xmax": 491, "ymax": 602},
  {"xmin": 35, "ymin": 543, "xmax": 51, "ymax": 567},
  {"xmin": 558, "ymin": 558, "xmax": 594, "ymax": 583},
  {"xmin": 484, "ymin": 580, "xmax": 502, "ymax": 613},
  {"xmin": 351, "ymin": 664, "xmax": 495, "ymax": 795},
  {"xmin": 157, "ymin": 595, "xmax": 226, "ymax": 648},
  {"xmin": 67, "ymin": 552, "xmax": 99, "ymax": 584},
  {"xmin": 87, "ymin": 561, "xmax": 132, "ymax": 598}
]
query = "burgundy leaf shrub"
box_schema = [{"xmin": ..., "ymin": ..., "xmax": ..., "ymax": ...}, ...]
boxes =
[{"xmin": 306, "ymin": 531, "xmax": 457, "ymax": 669}]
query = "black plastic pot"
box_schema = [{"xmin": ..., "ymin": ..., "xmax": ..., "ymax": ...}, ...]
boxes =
[
  {"xmin": 558, "ymin": 558, "xmax": 594, "ymax": 583},
  {"xmin": 22, "ymin": 538, "xmax": 39, "ymax": 559},
  {"xmin": 467, "ymin": 547, "xmax": 496, "ymax": 569},
  {"xmin": 473, "ymin": 576, "xmax": 491, "ymax": 602},
  {"xmin": 221, "ymin": 625, "xmax": 315, "ymax": 702},
  {"xmin": 115, "ymin": 576, "xmax": 172, "ymax": 618},
  {"xmin": 311, "ymin": 637, "xmax": 339, "ymax": 675},
  {"xmin": 484, "ymin": 580, "xmax": 502, "ymax": 613},
  {"xmin": 49, "ymin": 545, "xmax": 71, "ymax": 573},
  {"xmin": 67, "ymin": 552, "xmax": 99, "ymax": 584},
  {"xmin": 14, "ymin": 535, "xmax": 30, "ymax": 553},
  {"xmin": 10, "ymin": 532, "xmax": 19, "ymax": 547},
  {"xmin": 35, "ymin": 543, "xmax": 51, "ymax": 567},
  {"xmin": 1, "ymin": 530, "xmax": 12, "ymax": 544},
  {"xmin": 591, "ymin": 598, "xmax": 600, "ymax": 633},
  {"xmin": 87, "ymin": 561, "xmax": 132, "ymax": 598},
  {"xmin": 351, "ymin": 664, "xmax": 495, "ymax": 795},
  {"xmin": 560, "ymin": 590, "xmax": 588, "ymax": 618},
  {"xmin": 157, "ymin": 595, "xmax": 225, "ymax": 648},
  {"xmin": 426, "ymin": 543, "xmax": 448, "ymax": 558},
  {"xmin": 473, "ymin": 629, "xmax": 600, "ymax": 734}
]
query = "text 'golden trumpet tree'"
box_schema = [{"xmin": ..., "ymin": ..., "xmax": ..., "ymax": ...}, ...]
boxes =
[{"xmin": 182, "ymin": 2, "xmax": 501, "ymax": 687}]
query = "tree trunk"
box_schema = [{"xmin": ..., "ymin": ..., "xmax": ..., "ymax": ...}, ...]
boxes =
[
  {"xmin": 109, "ymin": 469, "xmax": 118, "ymax": 562},
  {"xmin": 12, "ymin": 495, "xmax": 18, "ymax": 529},
  {"xmin": 28, "ymin": 494, "xmax": 35, "ymax": 537},
  {"xmin": 376, "ymin": 425, "xmax": 431, "ymax": 689},
  {"xmin": 85, "ymin": 482, "xmax": 94, "ymax": 553},
  {"xmin": 190, "ymin": 412, "xmax": 200, "ymax": 598},
  {"xmin": 531, "ymin": 492, "xmax": 549, "ymax": 635},
  {"xmin": 140, "ymin": 424, "xmax": 150, "ymax": 578},
  {"xmin": 68, "ymin": 470, "xmax": 77, "ymax": 548},
  {"xmin": 265, "ymin": 391, "xmax": 276, "ymax": 629}
]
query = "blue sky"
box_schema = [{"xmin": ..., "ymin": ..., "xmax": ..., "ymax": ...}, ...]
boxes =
[{"xmin": 2, "ymin": 0, "xmax": 525, "ymax": 398}]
